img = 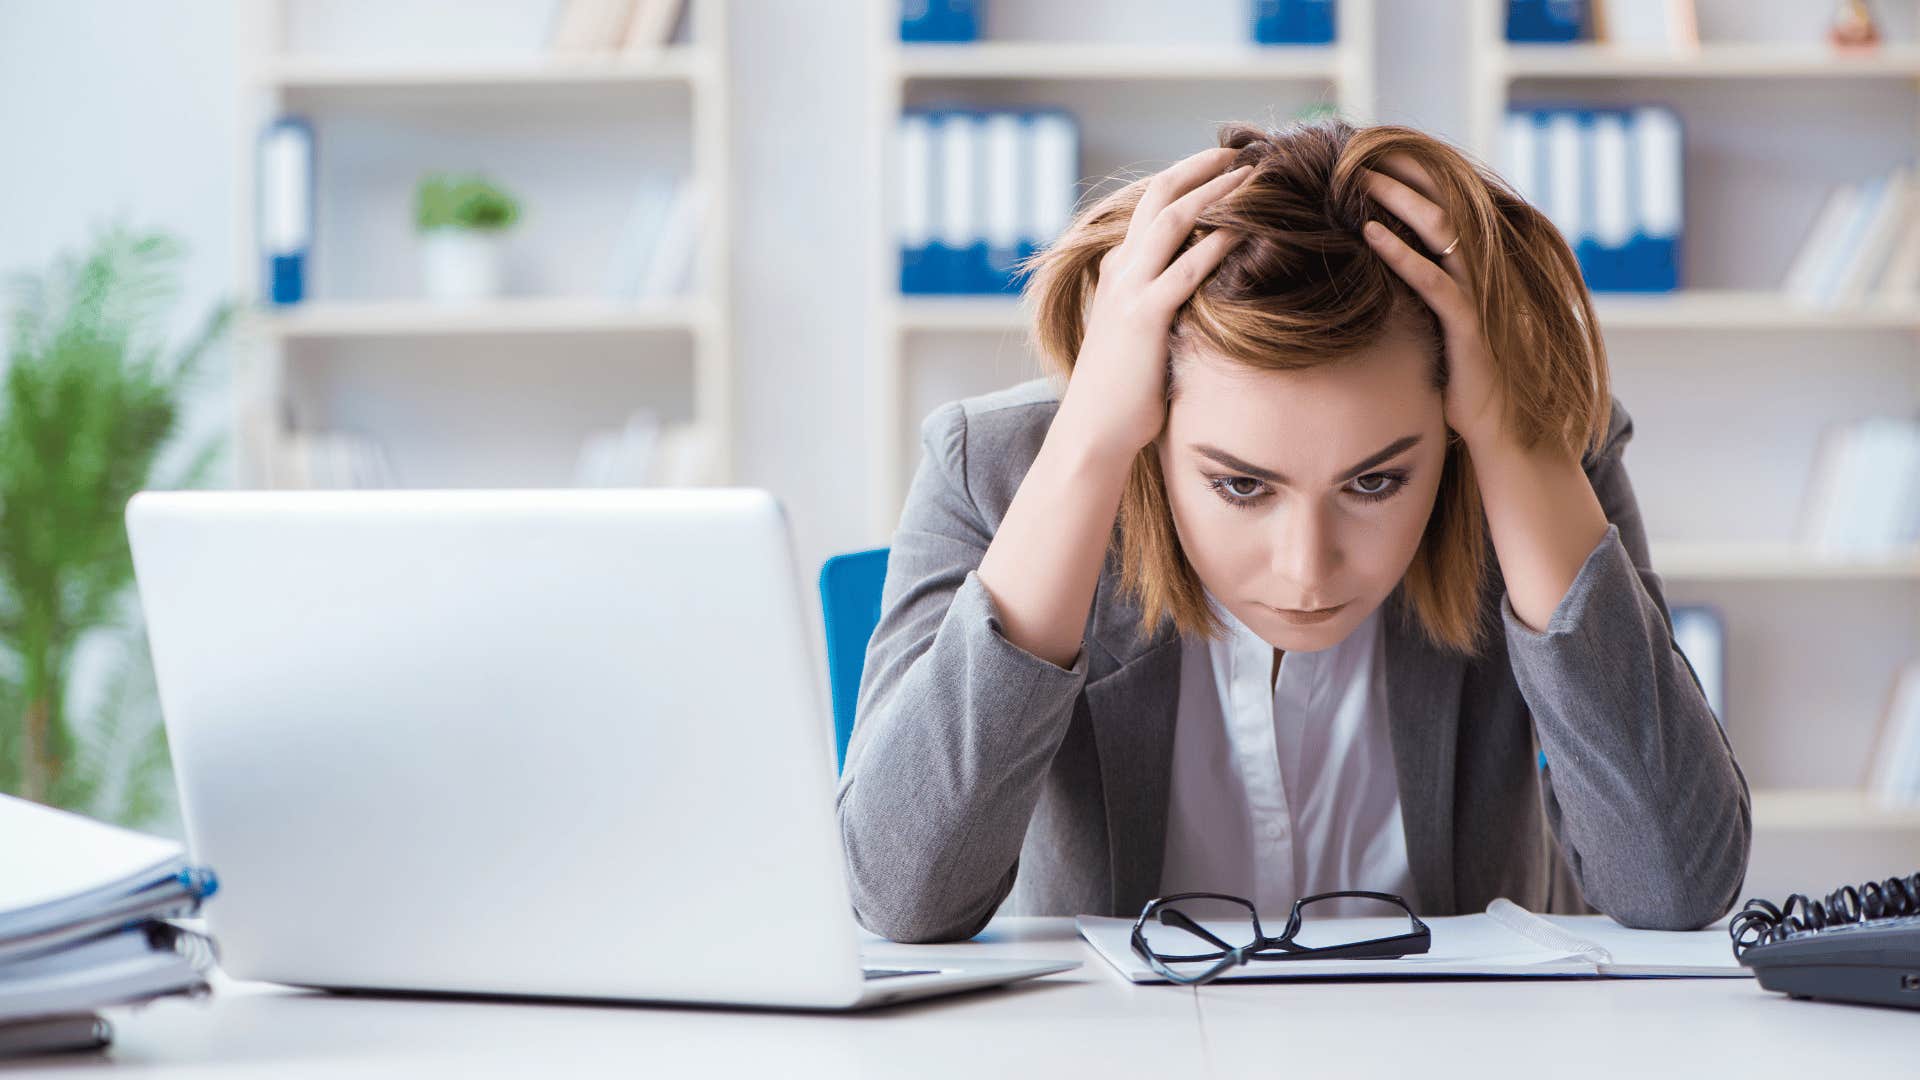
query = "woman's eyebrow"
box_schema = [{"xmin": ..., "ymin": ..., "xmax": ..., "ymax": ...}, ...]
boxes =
[{"xmin": 1192, "ymin": 434, "xmax": 1423, "ymax": 486}]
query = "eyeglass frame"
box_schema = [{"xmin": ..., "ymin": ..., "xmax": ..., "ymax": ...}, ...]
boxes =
[{"xmin": 1129, "ymin": 889, "xmax": 1432, "ymax": 986}]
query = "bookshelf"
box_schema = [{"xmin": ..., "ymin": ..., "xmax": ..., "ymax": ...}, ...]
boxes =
[
  {"xmin": 865, "ymin": 0, "xmax": 1379, "ymax": 539},
  {"xmin": 231, "ymin": 0, "xmax": 732, "ymax": 489},
  {"xmin": 1463, "ymin": 0, "xmax": 1920, "ymax": 870}
]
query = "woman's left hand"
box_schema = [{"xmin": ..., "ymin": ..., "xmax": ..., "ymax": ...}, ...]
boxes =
[{"xmin": 1357, "ymin": 157, "xmax": 1507, "ymax": 450}]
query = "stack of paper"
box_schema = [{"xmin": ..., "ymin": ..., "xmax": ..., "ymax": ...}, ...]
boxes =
[
  {"xmin": 1783, "ymin": 166, "xmax": 1920, "ymax": 307},
  {"xmin": 547, "ymin": 0, "xmax": 685, "ymax": 55},
  {"xmin": 1796, "ymin": 415, "xmax": 1920, "ymax": 557},
  {"xmin": 602, "ymin": 177, "xmax": 704, "ymax": 301},
  {"xmin": 0, "ymin": 794, "xmax": 219, "ymax": 1058},
  {"xmin": 573, "ymin": 410, "xmax": 721, "ymax": 487},
  {"xmin": 1078, "ymin": 897, "xmax": 1747, "ymax": 983},
  {"xmin": 1868, "ymin": 660, "xmax": 1920, "ymax": 804}
]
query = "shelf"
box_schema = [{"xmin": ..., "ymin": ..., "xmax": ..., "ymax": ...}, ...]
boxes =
[
  {"xmin": 253, "ymin": 297, "xmax": 712, "ymax": 339},
  {"xmin": 1499, "ymin": 42, "xmax": 1920, "ymax": 80},
  {"xmin": 894, "ymin": 42, "xmax": 1346, "ymax": 81},
  {"xmin": 1752, "ymin": 788, "xmax": 1920, "ymax": 831},
  {"xmin": 892, "ymin": 290, "xmax": 1920, "ymax": 334},
  {"xmin": 895, "ymin": 295, "xmax": 1032, "ymax": 332},
  {"xmin": 254, "ymin": 50, "xmax": 714, "ymax": 93},
  {"xmin": 1651, "ymin": 542, "xmax": 1920, "ymax": 581},
  {"xmin": 1593, "ymin": 290, "xmax": 1920, "ymax": 331}
]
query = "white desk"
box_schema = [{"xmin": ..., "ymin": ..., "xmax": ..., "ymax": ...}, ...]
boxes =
[{"xmin": 23, "ymin": 917, "xmax": 1912, "ymax": 1077}]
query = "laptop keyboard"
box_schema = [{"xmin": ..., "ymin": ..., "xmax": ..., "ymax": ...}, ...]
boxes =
[{"xmin": 861, "ymin": 967, "xmax": 939, "ymax": 980}]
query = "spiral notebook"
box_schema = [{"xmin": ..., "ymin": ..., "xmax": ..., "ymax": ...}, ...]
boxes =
[
  {"xmin": 0, "ymin": 794, "xmax": 218, "ymax": 1036},
  {"xmin": 1078, "ymin": 897, "xmax": 1748, "ymax": 983}
]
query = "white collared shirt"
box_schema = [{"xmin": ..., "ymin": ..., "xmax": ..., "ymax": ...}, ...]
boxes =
[{"xmin": 1157, "ymin": 590, "xmax": 1419, "ymax": 921}]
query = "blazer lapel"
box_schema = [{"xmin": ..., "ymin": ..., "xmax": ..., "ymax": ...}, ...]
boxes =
[
  {"xmin": 1083, "ymin": 565, "xmax": 1182, "ymax": 919},
  {"xmin": 1080, "ymin": 569, "xmax": 1466, "ymax": 919},
  {"xmin": 1381, "ymin": 585, "xmax": 1463, "ymax": 915}
]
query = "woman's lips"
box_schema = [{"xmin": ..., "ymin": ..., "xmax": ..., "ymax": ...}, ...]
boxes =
[{"xmin": 1267, "ymin": 601, "xmax": 1348, "ymax": 624}]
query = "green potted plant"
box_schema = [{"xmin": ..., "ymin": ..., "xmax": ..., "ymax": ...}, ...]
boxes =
[
  {"xmin": 414, "ymin": 172, "xmax": 522, "ymax": 302},
  {"xmin": 1, "ymin": 223, "xmax": 233, "ymax": 827}
]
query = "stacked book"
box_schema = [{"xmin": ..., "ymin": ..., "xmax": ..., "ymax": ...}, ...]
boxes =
[
  {"xmin": 274, "ymin": 428, "xmax": 397, "ymax": 489},
  {"xmin": 601, "ymin": 175, "xmax": 704, "ymax": 301},
  {"xmin": 1796, "ymin": 415, "xmax": 1920, "ymax": 557},
  {"xmin": 1868, "ymin": 660, "xmax": 1920, "ymax": 805},
  {"xmin": 573, "ymin": 409, "xmax": 720, "ymax": 487},
  {"xmin": 1782, "ymin": 166, "xmax": 1920, "ymax": 309},
  {"xmin": 547, "ymin": 0, "xmax": 686, "ymax": 55},
  {"xmin": 0, "ymin": 794, "xmax": 218, "ymax": 1059}
]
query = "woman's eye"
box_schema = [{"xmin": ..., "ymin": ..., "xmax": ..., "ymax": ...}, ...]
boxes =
[
  {"xmin": 1208, "ymin": 470, "xmax": 1408, "ymax": 509},
  {"xmin": 1349, "ymin": 472, "xmax": 1408, "ymax": 503},
  {"xmin": 1206, "ymin": 475, "xmax": 1269, "ymax": 508}
]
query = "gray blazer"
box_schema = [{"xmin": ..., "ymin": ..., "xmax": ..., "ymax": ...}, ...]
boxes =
[{"xmin": 835, "ymin": 376, "xmax": 1752, "ymax": 944}]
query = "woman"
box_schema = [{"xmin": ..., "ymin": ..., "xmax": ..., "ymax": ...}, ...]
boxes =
[{"xmin": 836, "ymin": 117, "xmax": 1752, "ymax": 944}]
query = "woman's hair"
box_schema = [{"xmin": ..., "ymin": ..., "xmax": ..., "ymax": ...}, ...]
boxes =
[{"xmin": 1017, "ymin": 116, "xmax": 1611, "ymax": 659}]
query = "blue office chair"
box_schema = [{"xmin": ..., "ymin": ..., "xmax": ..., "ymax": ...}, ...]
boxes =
[{"xmin": 818, "ymin": 547, "xmax": 890, "ymax": 774}]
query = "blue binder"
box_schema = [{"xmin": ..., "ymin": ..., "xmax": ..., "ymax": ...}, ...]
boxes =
[
  {"xmin": 1506, "ymin": 0, "xmax": 1585, "ymax": 42},
  {"xmin": 898, "ymin": 107, "xmax": 1080, "ymax": 295},
  {"xmin": 257, "ymin": 115, "xmax": 315, "ymax": 306},
  {"xmin": 1513, "ymin": 104, "xmax": 1681, "ymax": 293},
  {"xmin": 1252, "ymin": 0, "xmax": 1335, "ymax": 44},
  {"xmin": 900, "ymin": 0, "xmax": 979, "ymax": 43}
]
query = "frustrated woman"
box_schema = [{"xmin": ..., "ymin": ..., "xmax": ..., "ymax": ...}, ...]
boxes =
[{"xmin": 836, "ymin": 117, "xmax": 1751, "ymax": 944}]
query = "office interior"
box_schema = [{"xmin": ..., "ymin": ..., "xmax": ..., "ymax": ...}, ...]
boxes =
[{"xmin": 2, "ymin": 0, "xmax": 1918, "ymax": 1066}]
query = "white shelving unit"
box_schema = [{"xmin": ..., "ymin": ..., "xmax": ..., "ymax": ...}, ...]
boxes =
[
  {"xmin": 865, "ymin": 0, "xmax": 1378, "ymax": 539},
  {"xmin": 1464, "ymin": 0, "xmax": 1920, "ymax": 858},
  {"xmin": 231, "ymin": 0, "xmax": 732, "ymax": 489}
]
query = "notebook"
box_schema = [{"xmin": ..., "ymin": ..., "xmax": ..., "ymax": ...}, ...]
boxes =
[
  {"xmin": 1078, "ymin": 897, "xmax": 1748, "ymax": 983},
  {"xmin": 0, "ymin": 794, "xmax": 218, "ymax": 1033}
]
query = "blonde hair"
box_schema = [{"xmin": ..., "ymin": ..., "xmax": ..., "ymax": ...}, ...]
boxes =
[{"xmin": 1018, "ymin": 117, "xmax": 1611, "ymax": 659}]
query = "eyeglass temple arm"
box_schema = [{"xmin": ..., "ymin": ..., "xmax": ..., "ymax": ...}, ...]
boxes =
[{"xmin": 1155, "ymin": 907, "xmax": 1239, "ymax": 952}]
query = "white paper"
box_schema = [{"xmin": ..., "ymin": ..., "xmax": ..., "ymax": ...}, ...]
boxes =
[
  {"xmin": 1078, "ymin": 896, "xmax": 1750, "ymax": 983},
  {"xmin": 0, "ymin": 795, "xmax": 184, "ymax": 941}
]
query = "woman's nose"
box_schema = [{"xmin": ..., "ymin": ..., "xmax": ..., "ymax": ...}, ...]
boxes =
[{"xmin": 1270, "ymin": 498, "xmax": 1340, "ymax": 603}]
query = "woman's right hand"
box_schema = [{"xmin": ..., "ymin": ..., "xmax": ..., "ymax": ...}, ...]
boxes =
[{"xmin": 1060, "ymin": 147, "xmax": 1252, "ymax": 463}]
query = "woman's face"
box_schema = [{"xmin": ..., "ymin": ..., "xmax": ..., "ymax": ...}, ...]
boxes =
[{"xmin": 1154, "ymin": 328, "xmax": 1448, "ymax": 652}]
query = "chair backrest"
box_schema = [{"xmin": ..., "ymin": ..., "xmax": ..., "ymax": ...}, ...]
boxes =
[{"xmin": 817, "ymin": 547, "xmax": 890, "ymax": 774}]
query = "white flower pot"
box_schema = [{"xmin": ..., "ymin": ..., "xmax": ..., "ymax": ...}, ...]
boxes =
[{"xmin": 418, "ymin": 228, "xmax": 507, "ymax": 302}]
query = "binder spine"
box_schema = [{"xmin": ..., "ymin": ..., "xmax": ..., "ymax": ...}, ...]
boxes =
[
  {"xmin": 982, "ymin": 111, "xmax": 1024, "ymax": 295},
  {"xmin": 900, "ymin": 0, "xmax": 980, "ymax": 43},
  {"xmin": 258, "ymin": 116, "xmax": 314, "ymax": 306},
  {"xmin": 933, "ymin": 109, "xmax": 980, "ymax": 294},
  {"xmin": 1251, "ymin": 0, "xmax": 1336, "ymax": 45},
  {"xmin": 898, "ymin": 110, "xmax": 934, "ymax": 294},
  {"xmin": 1024, "ymin": 110, "xmax": 1079, "ymax": 273},
  {"xmin": 1506, "ymin": 0, "xmax": 1586, "ymax": 43}
]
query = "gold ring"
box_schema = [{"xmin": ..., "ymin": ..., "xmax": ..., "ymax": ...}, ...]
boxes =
[{"xmin": 1436, "ymin": 235, "xmax": 1460, "ymax": 258}]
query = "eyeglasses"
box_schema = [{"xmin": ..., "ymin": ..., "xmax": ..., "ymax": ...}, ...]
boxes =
[{"xmin": 1130, "ymin": 889, "xmax": 1431, "ymax": 986}]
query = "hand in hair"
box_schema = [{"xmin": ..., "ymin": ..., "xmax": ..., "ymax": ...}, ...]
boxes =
[
  {"xmin": 973, "ymin": 148, "xmax": 1253, "ymax": 670},
  {"xmin": 1061, "ymin": 147, "xmax": 1253, "ymax": 462},
  {"xmin": 1358, "ymin": 155, "xmax": 1507, "ymax": 450}
]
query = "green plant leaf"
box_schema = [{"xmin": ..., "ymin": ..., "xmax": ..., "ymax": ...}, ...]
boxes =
[{"xmin": 0, "ymin": 221, "xmax": 228, "ymax": 815}]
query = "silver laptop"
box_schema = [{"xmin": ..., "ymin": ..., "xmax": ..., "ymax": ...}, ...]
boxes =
[{"xmin": 125, "ymin": 488, "xmax": 1076, "ymax": 1010}]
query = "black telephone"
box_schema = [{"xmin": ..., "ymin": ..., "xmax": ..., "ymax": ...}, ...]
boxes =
[{"xmin": 1729, "ymin": 870, "xmax": 1920, "ymax": 1009}]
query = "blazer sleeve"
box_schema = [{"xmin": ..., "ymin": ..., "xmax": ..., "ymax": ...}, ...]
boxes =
[
  {"xmin": 1499, "ymin": 397, "xmax": 1754, "ymax": 931},
  {"xmin": 834, "ymin": 400, "xmax": 1093, "ymax": 943}
]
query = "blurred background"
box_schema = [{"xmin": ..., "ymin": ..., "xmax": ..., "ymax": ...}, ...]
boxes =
[{"xmin": 1, "ymin": 0, "xmax": 1915, "ymax": 906}]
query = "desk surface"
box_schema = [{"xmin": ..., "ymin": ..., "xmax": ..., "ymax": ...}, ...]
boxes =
[{"xmin": 20, "ymin": 917, "xmax": 1912, "ymax": 1077}]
